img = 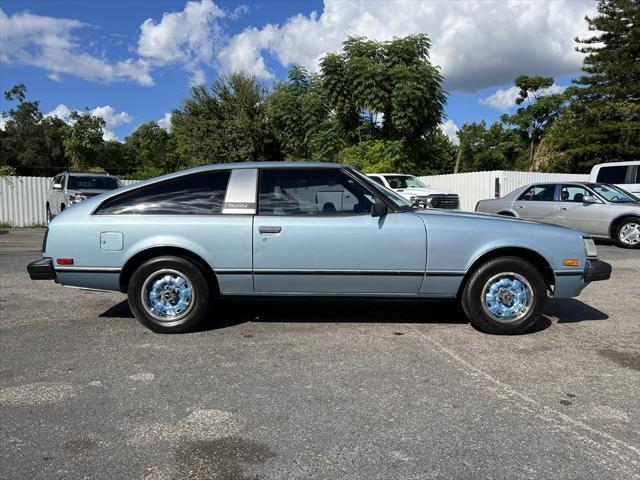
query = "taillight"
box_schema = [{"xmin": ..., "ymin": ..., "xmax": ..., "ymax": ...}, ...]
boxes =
[{"xmin": 56, "ymin": 258, "xmax": 74, "ymax": 265}]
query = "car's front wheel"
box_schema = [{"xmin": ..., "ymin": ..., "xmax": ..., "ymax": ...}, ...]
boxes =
[
  {"xmin": 461, "ymin": 256, "xmax": 547, "ymax": 334},
  {"xmin": 128, "ymin": 256, "xmax": 211, "ymax": 333},
  {"xmin": 614, "ymin": 217, "xmax": 640, "ymax": 249}
]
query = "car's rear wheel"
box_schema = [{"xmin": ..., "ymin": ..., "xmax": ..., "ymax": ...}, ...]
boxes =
[
  {"xmin": 614, "ymin": 217, "xmax": 640, "ymax": 249},
  {"xmin": 128, "ymin": 255, "xmax": 211, "ymax": 333},
  {"xmin": 461, "ymin": 256, "xmax": 547, "ymax": 334}
]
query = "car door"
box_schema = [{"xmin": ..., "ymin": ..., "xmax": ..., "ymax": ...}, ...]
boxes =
[
  {"xmin": 512, "ymin": 184, "xmax": 559, "ymax": 223},
  {"xmin": 252, "ymin": 168, "xmax": 427, "ymax": 294},
  {"xmin": 555, "ymin": 184, "xmax": 608, "ymax": 235}
]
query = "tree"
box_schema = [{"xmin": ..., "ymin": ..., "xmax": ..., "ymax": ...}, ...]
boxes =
[
  {"xmin": 457, "ymin": 121, "xmax": 525, "ymax": 172},
  {"xmin": 125, "ymin": 121, "xmax": 180, "ymax": 177},
  {"xmin": 321, "ymin": 35, "xmax": 446, "ymax": 144},
  {"xmin": 545, "ymin": 0, "xmax": 640, "ymax": 172},
  {"xmin": 172, "ymin": 73, "xmax": 281, "ymax": 166},
  {"xmin": 1, "ymin": 84, "xmax": 65, "ymax": 175},
  {"xmin": 61, "ymin": 111, "xmax": 106, "ymax": 171},
  {"xmin": 500, "ymin": 75, "xmax": 566, "ymax": 166}
]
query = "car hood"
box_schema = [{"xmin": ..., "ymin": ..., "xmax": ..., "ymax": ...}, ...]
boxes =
[
  {"xmin": 408, "ymin": 207, "xmax": 586, "ymax": 234},
  {"xmin": 68, "ymin": 188, "xmax": 116, "ymax": 197},
  {"xmin": 393, "ymin": 187, "xmax": 455, "ymax": 196}
]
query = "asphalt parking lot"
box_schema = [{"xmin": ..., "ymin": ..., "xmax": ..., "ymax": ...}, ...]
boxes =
[{"xmin": 1, "ymin": 228, "xmax": 639, "ymax": 480}]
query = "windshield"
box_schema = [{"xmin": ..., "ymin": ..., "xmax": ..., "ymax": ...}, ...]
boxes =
[
  {"xmin": 349, "ymin": 169, "xmax": 414, "ymax": 210},
  {"xmin": 68, "ymin": 176, "xmax": 121, "ymax": 190},
  {"xmin": 590, "ymin": 183, "xmax": 639, "ymax": 204},
  {"xmin": 383, "ymin": 175, "xmax": 426, "ymax": 189}
]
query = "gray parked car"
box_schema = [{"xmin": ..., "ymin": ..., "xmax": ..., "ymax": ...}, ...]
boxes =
[
  {"xmin": 47, "ymin": 172, "xmax": 122, "ymax": 221},
  {"xmin": 28, "ymin": 163, "xmax": 611, "ymax": 335},
  {"xmin": 475, "ymin": 182, "xmax": 640, "ymax": 249}
]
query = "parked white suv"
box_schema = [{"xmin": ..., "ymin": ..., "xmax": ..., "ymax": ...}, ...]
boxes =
[
  {"xmin": 46, "ymin": 172, "xmax": 122, "ymax": 221},
  {"xmin": 589, "ymin": 161, "xmax": 639, "ymax": 195},
  {"xmin": 367, "ymin": 173, "xmax": 459, "ymax": 209}
]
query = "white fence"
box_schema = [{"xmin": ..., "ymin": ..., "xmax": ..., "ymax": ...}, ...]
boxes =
[
  {"xmin": 0, "ymin": 176, "xmax": 139, "ymax": 227},
  {"xmin": 1, "ymin": 171, "xmax": 591, "ymax": 226},
  {"xmin": 419, "ymin": 171, "xmax": 590, "ymax": 211}
]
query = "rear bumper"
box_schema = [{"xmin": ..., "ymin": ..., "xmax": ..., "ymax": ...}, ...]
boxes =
[
  {"xmin": 584, "ymin": 259, "xmax": 612, "ymax": 282},
  {"xmin": 27, "ymin": 257, "xmax": 56, "ymax": 280}
]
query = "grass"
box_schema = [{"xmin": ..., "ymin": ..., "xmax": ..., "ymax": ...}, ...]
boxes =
[{"xmin": 0, "ymin": 222, "xmax": 46, "ymax": 229}]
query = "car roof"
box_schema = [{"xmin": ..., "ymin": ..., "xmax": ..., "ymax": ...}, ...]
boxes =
[
  {"xmin": 56, "ymin": 172, "xmax": 115, "ymax": 177},
  {"xmin": 590, "ymin": 161, "xmax": 639, "ymax": 169},
  {"xmin": 203, "ymin": 161, "xmax": 344, "ymax": 170}
]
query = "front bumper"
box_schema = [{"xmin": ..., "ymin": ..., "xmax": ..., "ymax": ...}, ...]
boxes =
[
  {"xmin": 27, "ymin": 257, "xmax": 56, "ymax": 280},
  {"xmin": 584, "ymin": 259, "xmax": 612, "ymax": 282}
]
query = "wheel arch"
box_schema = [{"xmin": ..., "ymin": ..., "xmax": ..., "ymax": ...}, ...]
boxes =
[
  {"xmin": 608, "ymin": 214, "xmax": 640, "ymax": 238},
  {"xmin": 457, "ymin": 246, "xmax": 555, "ymax": 298},
  {"xmin": 119, "ymin": 246, "xmax": 219, "ymax": 294}
]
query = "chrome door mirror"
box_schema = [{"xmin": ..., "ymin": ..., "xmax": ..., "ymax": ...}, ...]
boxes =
[
  {"xmin": 371, "ymin": 198, "xmax": 388, "ymax": 217},
  {"xmin": 53, "ymin": 183, "xmax": 62, "ymax": 190},
  {"xmin": 582, "ymin": 195, "xmax": 600, "ymax": 204}
]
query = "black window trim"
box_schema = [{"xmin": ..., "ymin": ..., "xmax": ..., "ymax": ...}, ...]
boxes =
[
  {"xmin": 255, "ymin": 166, "xmax": 398, "ymax": 217},
  {"xmin": 92, "ymin": 169, "xmax": 232, "ymax": 216}
]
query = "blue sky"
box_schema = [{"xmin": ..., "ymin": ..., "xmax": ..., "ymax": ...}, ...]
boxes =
[{"xmin": 0, "ymin": 0, "xmax": 595, "ymax": 143}]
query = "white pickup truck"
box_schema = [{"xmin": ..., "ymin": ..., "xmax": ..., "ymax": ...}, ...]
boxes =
[{"xmin": 367, "ymin": 173, "xmax": 460, "ymax": 209}]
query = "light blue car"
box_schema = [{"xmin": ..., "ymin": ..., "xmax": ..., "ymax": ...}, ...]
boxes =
[{"xmin": 28, "ymin": 162, "xmax": 611, "ymax": 334}]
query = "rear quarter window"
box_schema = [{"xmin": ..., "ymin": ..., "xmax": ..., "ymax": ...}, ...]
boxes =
[
  {"xmin": 596, "ymin": 165, "xmax": 628, "ymax": 183},
  {"xmin": 95, "ymin": 170, "xmax": 230, "ymax": 215}
]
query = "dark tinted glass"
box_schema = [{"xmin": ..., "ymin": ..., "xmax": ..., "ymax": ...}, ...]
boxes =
[
  {"xmin": 519, "ymin": 184, "xmax": 556, "ymax": 201},
  {"xmin": 259, "ymin": 169, "xmax": 374, "ymax": 215},
  {"xmin": 369, "ymin": 176, "xmax": 385, "ymax": 186},
  {"xmin": 68, "ymin": 176, "xmax": 120, "ymax": 190},
  {"xmin": 96, "ymin": 171, "xmax": 230, "ymax": 215},
  {"xmin": 596, "ymin": 165, "xmax": 627, "ymax": 183}
]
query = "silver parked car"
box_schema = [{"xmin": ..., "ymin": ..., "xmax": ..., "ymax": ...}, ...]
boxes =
[
  {"xmin": 476, "ymin": 182, "xmax": 640, "ymax": 249},
  {"xmin": 28, "ymin": 162, "xmax": 611, "ymax": 335},
  {"xmin": 46, "ymin": 172, "xmax": 122, "ymax": 221}
]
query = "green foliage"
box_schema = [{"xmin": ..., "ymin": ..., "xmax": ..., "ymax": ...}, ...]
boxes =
[
  {"xmin": 457, "ymin": 121, "xmax": 525, "ymax": 172},
  {"xmin": 1, "ymin": 84, "xmax": 66, "ymax": 175},
  {"xmin": 172, "ymin": 73, "xmax": 281, "ymax": 167},
  {"xmin": 500, "ymin": 75, "xmax": 566, "ymax": 165},
  {"xmin": 320, "ymin": 35, "xmax": 446, "ymax": 142},
  {"xmin": 61, "ymin": 110, "xmax": 106, "ymax": 171},
  {"xmin": 341, "ymin": 140, "xmax": 410, "ymax": 173},
  {"xmin": 0, "ymin": 165, "xmax": 16, "ymax": 176},
  {"xmin": 124, "ymin": 121, "xmax": 179, "ymax": 177},
  {"xmin": 545, "ymin": 0, "xmax": 640, "ymax": 172}
]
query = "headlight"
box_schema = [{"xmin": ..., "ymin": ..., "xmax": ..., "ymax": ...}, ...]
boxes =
[
  {"xmin": 583, "ymin": 237, "xmax": 598, "ymax": 258},
  {"xmin": 69, "ymin": 194, "xmax": 87, "ymax": 204}
]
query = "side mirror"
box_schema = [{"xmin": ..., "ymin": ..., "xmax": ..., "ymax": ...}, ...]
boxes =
[
  {"xmin": 53, "ymin": 183, "xmax": 62, "ymax": 190},
  {"xmin": 371, "ymin": 198, "xmax": 388, "ymax": 217},
  {"xmin": 582, "ymin": 195, "xmax": 599, "ymax": 204}
]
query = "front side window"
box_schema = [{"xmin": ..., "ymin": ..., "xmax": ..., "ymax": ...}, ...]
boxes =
[
  {"xmin": 95, "ymin": 170, "xmax": 230, "ymax": 215},
  {"xmin": 596, "ymin": 165, "xmax": 627, "ymax": 184},
  {"xmin": 518, "ymin": 185, "xmax": 556, "ymax": 202},
  {"xmin": 383, "ymin": 175, "xmax": 426, "ymax": 189},
  {"xmin": 560, "ymin": 185, "xmax": 590, "ymax": 202},
  {"xmin": 68, "ymin": 176, "xmax": 121, "ymax": 190},
  {"xmin": 258, "ymin": 169, "xmax": 375, "ymax": 215}
]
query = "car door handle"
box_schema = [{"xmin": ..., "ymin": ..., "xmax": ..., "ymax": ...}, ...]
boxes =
[
  {"xmin": 259, "ymin": 226, "xmax": 282, "ymax": 234},
  {"xmin": 519, "ymin": 205, "xmax": 526, "ymax": 209},
  {"xmin": 560, "ymin": 207, "xmax": 568, "ymax": 210}
]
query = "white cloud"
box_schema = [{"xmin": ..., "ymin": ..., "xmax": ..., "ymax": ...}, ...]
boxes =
[
  {"xmin": 0, "ymin": 8, "xmax": 153, "ymax": 86},
  {"xmin": 137, "ymin": 0, "xmax": 225, "ymax": 82},
  {"xmin": 439, "ymin": 119, "xmax": 459, "ymax": 145},
  {"xmin": 0, "ymin": 116, "xmax": 6, "ymax": 130},
  {"xmin": 218, "ymin": 0, "xmax": 595, "ymax": 92},
  {"xmin": 158, "ymin": 112, "xmax": 172, "ymax": 131},
  {"xmin": 479, "ymin": 83, "xmax": 566, "ymax": 111},
  {"xmin": 45, "ymin": 104, "xmax": 133, "ymax": 141}
]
